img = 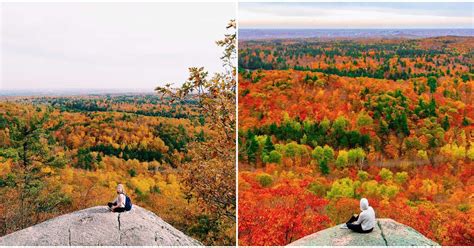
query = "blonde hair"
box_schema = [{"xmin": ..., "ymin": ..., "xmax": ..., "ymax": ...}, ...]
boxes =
[{"xmin": 116, "ymin": 184, "xmax": 125, "ymax": 194}]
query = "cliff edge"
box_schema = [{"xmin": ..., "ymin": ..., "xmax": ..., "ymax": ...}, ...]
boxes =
[
  {"xmin": 0, "ymin": 205, "xmax": 201, "ymax": 246},
  {"xmin": 288, "ymin": 218, "xmax": 438, "ymax": 246}
]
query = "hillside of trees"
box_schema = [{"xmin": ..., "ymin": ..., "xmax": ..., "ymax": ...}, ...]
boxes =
[
  {"xmin": 238, "ymin": 37, "xmax": 473, "ymax": 245},
  {"xmin": 0, "ymin": 95, "xmax": 232, "ymax": 245},
  {"xmin": 239, "ymin": 36, "xmax": 472, "ymax": 81}
]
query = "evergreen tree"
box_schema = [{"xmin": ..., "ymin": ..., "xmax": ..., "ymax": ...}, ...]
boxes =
[
  {"xmin": 196, "ymin": 130, "xmax": 206, "ymax": 142},
  {"xmin": 76, "ymin": 148, "xmax": 94, "ymax": 170},
  {"xmin": 262, "ymin": 136, "xmax": 275, "ymax": 155},
  {"xmin": 462, "ymin": 116, "xmax": 470, "ymax": 126},
  {"xmin": 428, "ymin": 98, "xmax": 437, "ymax": 117},
  {"xmin": 370, "ymin": 90, "xmax": 411, "ymax": 158},
  {"xmin": 3, "ymin": 108, "xmax": 70, "ymax": 230},
  {"xmin": 428, "ymin": 76, "xmax": 438, "ymax": 94},
  {"xmin": 245, "ymin": 131, "xmax": 259, "ymax": 164},
  {"xmin": 319, "ymin": 159, "xmax": 329, "ymax": 175},
  {"xmin": 441, "ymin": 116, "xmax": 450, "ymax": 131}
]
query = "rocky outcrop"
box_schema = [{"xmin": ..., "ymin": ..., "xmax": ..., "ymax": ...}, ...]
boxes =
[
  {"xmin": 288, "ymin": 218, "xmax": 438, "ymax": 246},
  {"xmin": 0, "ymin": 205, "xmax": 201, "ymax": 246}
]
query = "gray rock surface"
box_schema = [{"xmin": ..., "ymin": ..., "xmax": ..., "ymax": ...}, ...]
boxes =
[
  {"xmin": 0, "ymin": 205, "xmax": 201, "ymax": 246},
  {"xmin": 288, "ymin": 218, "xmax": 438, "ymax": 246}
]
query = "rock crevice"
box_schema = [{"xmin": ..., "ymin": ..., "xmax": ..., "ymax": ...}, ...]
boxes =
[
  {"xmin": 68, "ymin": 228, "xmax": 71, "ymax": 246},
  {"xmin": 288, "ymin": 218, "xmax": 438, "ymax": 246},
  {"xmin": 377, "ymin": 220, "xmax": 388, "ymax": 246},
  {"xmin": 117, "ymin": 213, "xmax": 121, "ymax": 231},
  {"xmin": 0, "ymin": 205, "xmax": 201, "ymax": 246}
]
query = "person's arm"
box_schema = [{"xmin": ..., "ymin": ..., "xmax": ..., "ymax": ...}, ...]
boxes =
[
  {"xmin": 352, "ymin": 211, "xmax": 366, "ymax": 225},
  {"xmin": 111, "ymin": 195, "xmax": 119, "ymax": 210}
]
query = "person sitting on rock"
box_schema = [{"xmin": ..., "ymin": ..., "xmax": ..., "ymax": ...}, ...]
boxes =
[
  {"xmin": 107, "ymin": 184, "xmax": 132, "ymax": 212},
  {"xmin": 341, "ymin": 198, "xmax": 375, "ymax": 233}
]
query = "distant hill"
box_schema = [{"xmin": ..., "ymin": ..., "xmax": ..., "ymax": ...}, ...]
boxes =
[
  {"xmin": 239, "ymin": 28, "xmax": 474, "ymax": 40},
  {"xmin": 0, "ymin": 206, "xmax": 201, "ymax": 246},
  {"xmin": 0, "ymin": 88, "xmax": 155, "ymax": 97}
]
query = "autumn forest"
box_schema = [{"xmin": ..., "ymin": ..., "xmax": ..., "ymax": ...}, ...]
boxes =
[
  {"xmin": 238, "ymin": 36, "xmax": 473, "ymax": 245},
  {"xmin": 0, "ymin": 20, "xmax": 237, "ymax": 246},
  {"xmin": 1, "ymin": 2, "xmax": 473, "ymax": 246},
  {"xmin": 0, "ymin": 94, "xmax": 233, "ymax": 245}
]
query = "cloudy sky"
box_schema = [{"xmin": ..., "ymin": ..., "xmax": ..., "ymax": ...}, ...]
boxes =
[
  {"xmin": 239, "ymin": 2, "xmax": 474, "ymax": 29},
  {"xmin": 0, "ymin": 3, "xmax": 235, "ymax": 90}
]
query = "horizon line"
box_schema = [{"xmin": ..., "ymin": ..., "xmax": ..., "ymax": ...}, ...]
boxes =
[{"xmin": 239, "ymin": 27, "xmax": 474, "ymax": 30}]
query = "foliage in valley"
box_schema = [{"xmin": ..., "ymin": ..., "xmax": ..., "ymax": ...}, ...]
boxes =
[{"xmin": 238, "ymin": 37, "xmax": 473, "ymax": 246}]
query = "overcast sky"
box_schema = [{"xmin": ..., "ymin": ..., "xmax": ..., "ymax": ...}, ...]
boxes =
[
  {"xmin": 240, "ymin": 2, "xmax": 474, "ymax": 29},
  {"xmin": 0, "ymin": 3, "xmax": 235, "ymax": 90}
]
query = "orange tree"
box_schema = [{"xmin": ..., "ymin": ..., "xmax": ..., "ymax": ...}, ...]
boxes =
[
  {"xmin": 155, "ymin": 20, "xmax": 236, "ymax": 245},
  {"xmin": 239, "ymin": 172, "xmax": 331, "ymax": 246}
]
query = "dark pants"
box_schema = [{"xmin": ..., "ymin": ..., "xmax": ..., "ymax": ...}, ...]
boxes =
[
  {"xmin": 346, "ymin": 214, "xmax": 373, "ymax": 233},
  {"xmin": 108, "ymin": 202, "xmax": 126, "ymax": 213}
]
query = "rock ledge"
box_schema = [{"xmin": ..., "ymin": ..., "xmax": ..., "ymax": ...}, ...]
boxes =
[
  {"xmin": 0, "ymin": 205, "xmax": 201, "ymax": 246},
  {"xmin": 288, "ymin": 218, "xmax": 438, "ymax": 246}
]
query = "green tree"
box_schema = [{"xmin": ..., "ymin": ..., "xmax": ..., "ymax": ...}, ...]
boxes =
[
  {"xmin": 319, "ymin": 159, "xmax": 329, "ymax": 175},
  {"xmin": 319, "ymin": 118, "xmax": 331, "ymax": 133},
  {"xmin": 394, "ymin": 172, "xmax": 408, "ymax": 184},
  {"xmin": 378, "ymin": 168, "xmax": 393, "ymax": 181},
  {"xmin": 245, "ymin": 131, "xmax": 259, "ymax": 164},
  {"xmin": 441, "ymin": 116, "xmax": 450, "ymax": 131},
  {"xmin": 311, "ymin": 145, "xmax": 334, "ymax": 174},
  {"xmin": 462, "ymin": 116, "xmax": 471, "ymax": 126},
  {"xmin": 327, "ymin": 178, "xmax": 357, "ymax": 199},
  {"xmin": 332, "ymin": 116, "xmax": 349, "ymax": 132},
  {"xmin": 369, "ymin": 90, "xmax": 411, "ymax": 158},
  {"xmin": 427, "ymin": 76, "xmax": 438, "ymax": 94},
  {"xmin": 357, "ymin": 170, "xmax": 370, "ymax": 181},
  {"xmin": 347, "ymin": 148, "xmax": 366, "ymax": 168},
  {"xmin": 356, "ymin": 112, "xmax": 373, "ymax": 128},
  {"xmin": 311, "ymin": 146, "xmax": 324, "ymax": 162},
  {"xmin": 394, "ymin": 111, "xmax": 410, "ymax": 157},
  {"xmin": 196, "ymin": 130, "xmax": 206, "ymax": 142},
  {"xmin": 76, "ymin": 148, "xmax": 94, "ymax": 170},
  {"xmin": 261, "ymin": 136, "xmax": 275, "ymax": 161},
  {"xmin": 335, "ymin": 150, "xmax": 349, "ymax": 169},
  {"xmin": 421, "ymin": 117, "xmax": 446, "ymax": 166},
  {"xmin": 266, "ymin": 150, "xmax": 282, "ymax": 164},
  {"xmin": 256, "ymin": 173, "xmax": 273, "ymax": 187},
  {"xmin": 3, "ymin": 109, "xmax": 70, "ymax": 231}
]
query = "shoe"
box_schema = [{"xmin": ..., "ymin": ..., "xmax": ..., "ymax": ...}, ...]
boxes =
[{"xmin": 340, "ymin": 224, "xmax": 348, "ymax": 229}]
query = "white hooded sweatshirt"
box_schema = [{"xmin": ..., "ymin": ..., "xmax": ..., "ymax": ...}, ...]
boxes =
[{"xmin": 353, "ymin": 198, "xmax": 376, "ymax": 230}]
